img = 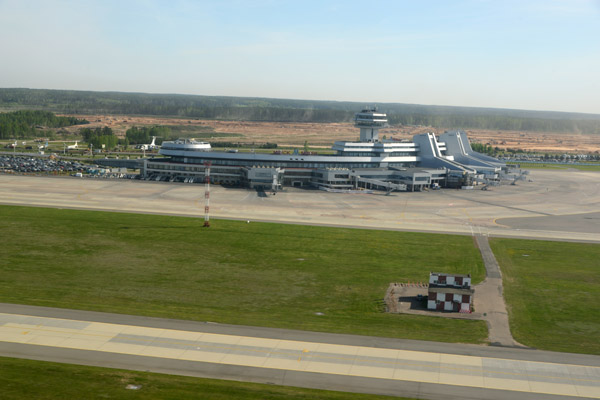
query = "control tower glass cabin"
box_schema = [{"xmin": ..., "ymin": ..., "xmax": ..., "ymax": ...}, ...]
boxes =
[{"xmin": 355, "ymin": 108, "xmax": 388, "ymax": 142}]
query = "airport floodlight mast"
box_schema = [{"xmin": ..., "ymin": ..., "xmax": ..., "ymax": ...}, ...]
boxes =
[
  {"xmin": 203, "ymin": 161, "xmax": 211, "ymax": 227},
  {"xmin": 354, "ymin": 107, "xmax": 388, "ymax": 142}
]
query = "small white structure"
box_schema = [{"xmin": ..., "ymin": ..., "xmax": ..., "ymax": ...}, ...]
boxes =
[{"xmin": 427, "ymin": 272, "xmax": 473, "ymax": 312}]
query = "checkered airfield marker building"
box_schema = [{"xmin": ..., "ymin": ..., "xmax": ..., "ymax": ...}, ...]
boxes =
[{"xmin": 427, "ymin": 272, "xmax": 473, "ymax": 313}]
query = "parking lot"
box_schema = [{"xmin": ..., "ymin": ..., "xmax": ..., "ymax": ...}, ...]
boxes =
[{"xmin": 0, "ymin": 155, "xmax": 94, "ymax": 175}]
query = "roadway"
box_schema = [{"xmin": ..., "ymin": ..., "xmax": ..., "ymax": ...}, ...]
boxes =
[{"xmin": 1, "ymin": 304, "xmax": 599, "ymax": 400}]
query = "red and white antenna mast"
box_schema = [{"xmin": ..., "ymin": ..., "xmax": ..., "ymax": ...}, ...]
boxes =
[{"xmin": 203, "ymin": 161, "xmax": 211, "ymax": 227}]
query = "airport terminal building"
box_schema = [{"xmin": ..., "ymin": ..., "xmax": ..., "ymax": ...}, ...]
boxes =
[{"xmin": 141, "ymin": 109, "xmax": 506, "ymax": 191}]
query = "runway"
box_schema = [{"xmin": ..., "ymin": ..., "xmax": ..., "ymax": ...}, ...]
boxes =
[{"xmin": 1, "ymin": 305, "xmax": 599, "ymax": 400}]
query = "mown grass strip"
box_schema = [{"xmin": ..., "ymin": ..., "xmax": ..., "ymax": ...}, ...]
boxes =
[
  {"xmin": 0, "ymin": 356, "xmax": 408, "ymax": 400},
  {"xmin": 490, "ymin": 238, "xmax": 600, "ymax": 355},
  {"xmin": 507, "ymin": 162, "xmax": 600, "ymax": 171}
]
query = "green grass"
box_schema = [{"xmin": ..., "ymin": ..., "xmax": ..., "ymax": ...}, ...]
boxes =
[
  {"xmin": 490, "ymin": 238, "xmax": 600, "ymax": 354},
  {"xmin": 0, "ymin": 205, "xmax": 487, "ymax": 343},
  {"xmin": 507, "ymin": 162, "xmax": 600, "ymax": 171},
  {"xmin": 0, "ymin": 357, "xmax": 408, "ymax": 400}
]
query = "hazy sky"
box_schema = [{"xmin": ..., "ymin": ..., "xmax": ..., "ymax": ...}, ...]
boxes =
[{"xmin": 1, "ymin": 0, "xmax": 599, "ymax": 114}]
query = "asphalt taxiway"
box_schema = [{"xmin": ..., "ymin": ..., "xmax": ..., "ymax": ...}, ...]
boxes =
[{"xmin": 0, "ymin": 169, "xmax": 599, "ymax": 242}]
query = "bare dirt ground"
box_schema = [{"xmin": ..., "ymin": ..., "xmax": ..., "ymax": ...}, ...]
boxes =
[
  {"xmin": 384, "ymin": 283, "xmax": 480, "ymax": 319},
  {"xmin": 61, "ymin": 114, "xmax": 600, "ymax": 153}
]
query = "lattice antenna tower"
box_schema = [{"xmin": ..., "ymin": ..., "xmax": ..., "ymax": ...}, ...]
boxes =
[{"xmin": 203, "ymin": 161, "xmax": 211, "ymax": 227}]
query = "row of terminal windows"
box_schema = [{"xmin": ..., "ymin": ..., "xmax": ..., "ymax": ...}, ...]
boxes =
[
  {"xmin": 338, "ymin": 152, "xmax": 378, "ymax": 157},
  {"xmin": 387, "ymin": 152, "xmax": 412, "ymax": 157},
  {"xmin": 355, "ymin": 114, "xmax": 382, "ymax": 120},
  {"xmin": 389, "ymin": 163, "xmax": 412, "ymax": 167},
  {"xmin": 355, "ymin": 121, "xmax": 386, "ymax": 126},
  {"xmin": 162, "ymin": 147, "xmax": 210, "ymax": 152},
  {"xmin": 171, "ymin": 157, "xmax": 381, "ymax": 170},
  {"xmin": 153, "ymin": 161, "xmax": 414, "ymax": 171},
  {"xmin": 155, "ymin": 160, "xmax": 412, "ymax": 171},
  {"xmin": 337, "ymin": 152, "xmax": 413, "ymax": 157},
  {"xmin": 284, "ymin": 171, "xmax": 312, "ymax": 177},
  {"xmin": 148, "ymin": 164, "xmax": 235, "ymax": 174},
  {"xmin": 150, "ymin": 164, "xmax": 200, "ymax": 171}
]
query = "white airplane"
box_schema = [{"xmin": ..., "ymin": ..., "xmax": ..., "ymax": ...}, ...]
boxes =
[
  {"xmin": 38, "ymin": 140, "xmax": 49, "ymax": 150},
  {"xmin": 66, "ymin": 141, "xmax": 78, "ymax": 150},
  {"xmin": 137, "ymin": 136, "xmax": 158, "ymax": 151}
]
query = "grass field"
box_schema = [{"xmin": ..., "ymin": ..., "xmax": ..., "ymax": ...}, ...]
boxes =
[
  {"xmin": 507, "ymin": 162, "xmax": 600, "ymax": 171},
  {"xmin": 0, "ymin": 205, "xmax": 487, "ymax": 343},
  {"xmin": 0, "ymin": 357, "xmax": 407, "ymax": 400},
  {"xmin": 490, "ymin": 238, "xmax": 600, "ymax": 355}
]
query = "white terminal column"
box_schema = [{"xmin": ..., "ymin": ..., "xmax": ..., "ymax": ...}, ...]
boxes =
[{"xmin": 355, "ymin": 108, "xmax": 388, "ymax": 142}]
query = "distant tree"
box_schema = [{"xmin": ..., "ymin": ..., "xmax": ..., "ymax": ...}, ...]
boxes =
[
  {"xmin": 2, "ymin": 88, "xmax": 600, "ymax": 134},
  {"xmin": 118, "ymin": 137, "xmax": 129, "ymax": 149},
  {"xmin": 80, "ymin": 126, "xmax": 116, "ymax": 149},
  {"xmin": 125, "ymin": 125, "xmax": 171, "ymax": 144},
  {"xmin": 0, "ymin": 110, "xmax": 87, "ymax": 139}
]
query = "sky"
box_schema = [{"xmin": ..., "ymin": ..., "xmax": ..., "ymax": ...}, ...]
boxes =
[{"xmin": 1, "ymin": 0, "xmax": 599, "ymax": 114}]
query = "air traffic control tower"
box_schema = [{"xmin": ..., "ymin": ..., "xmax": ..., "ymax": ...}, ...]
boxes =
[{"xmin": 355, "ymin": 107, "xmax": 388, "ymax": 142}]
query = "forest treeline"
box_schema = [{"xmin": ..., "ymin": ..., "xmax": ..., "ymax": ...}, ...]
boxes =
[
  {"xmin": 125, "ymin": 126, "xmax": 171, "ymax": 145},
  {"xmin": 1, "ymin": 88, "xmax": 599, "ymax": 134},
  {"xmin": 0, "ymin": 110, "xmax": 88, "ymax": 139},
  {"xmin": 80, "ymin": 126, "xmax": 118, "ymax": 149}
]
